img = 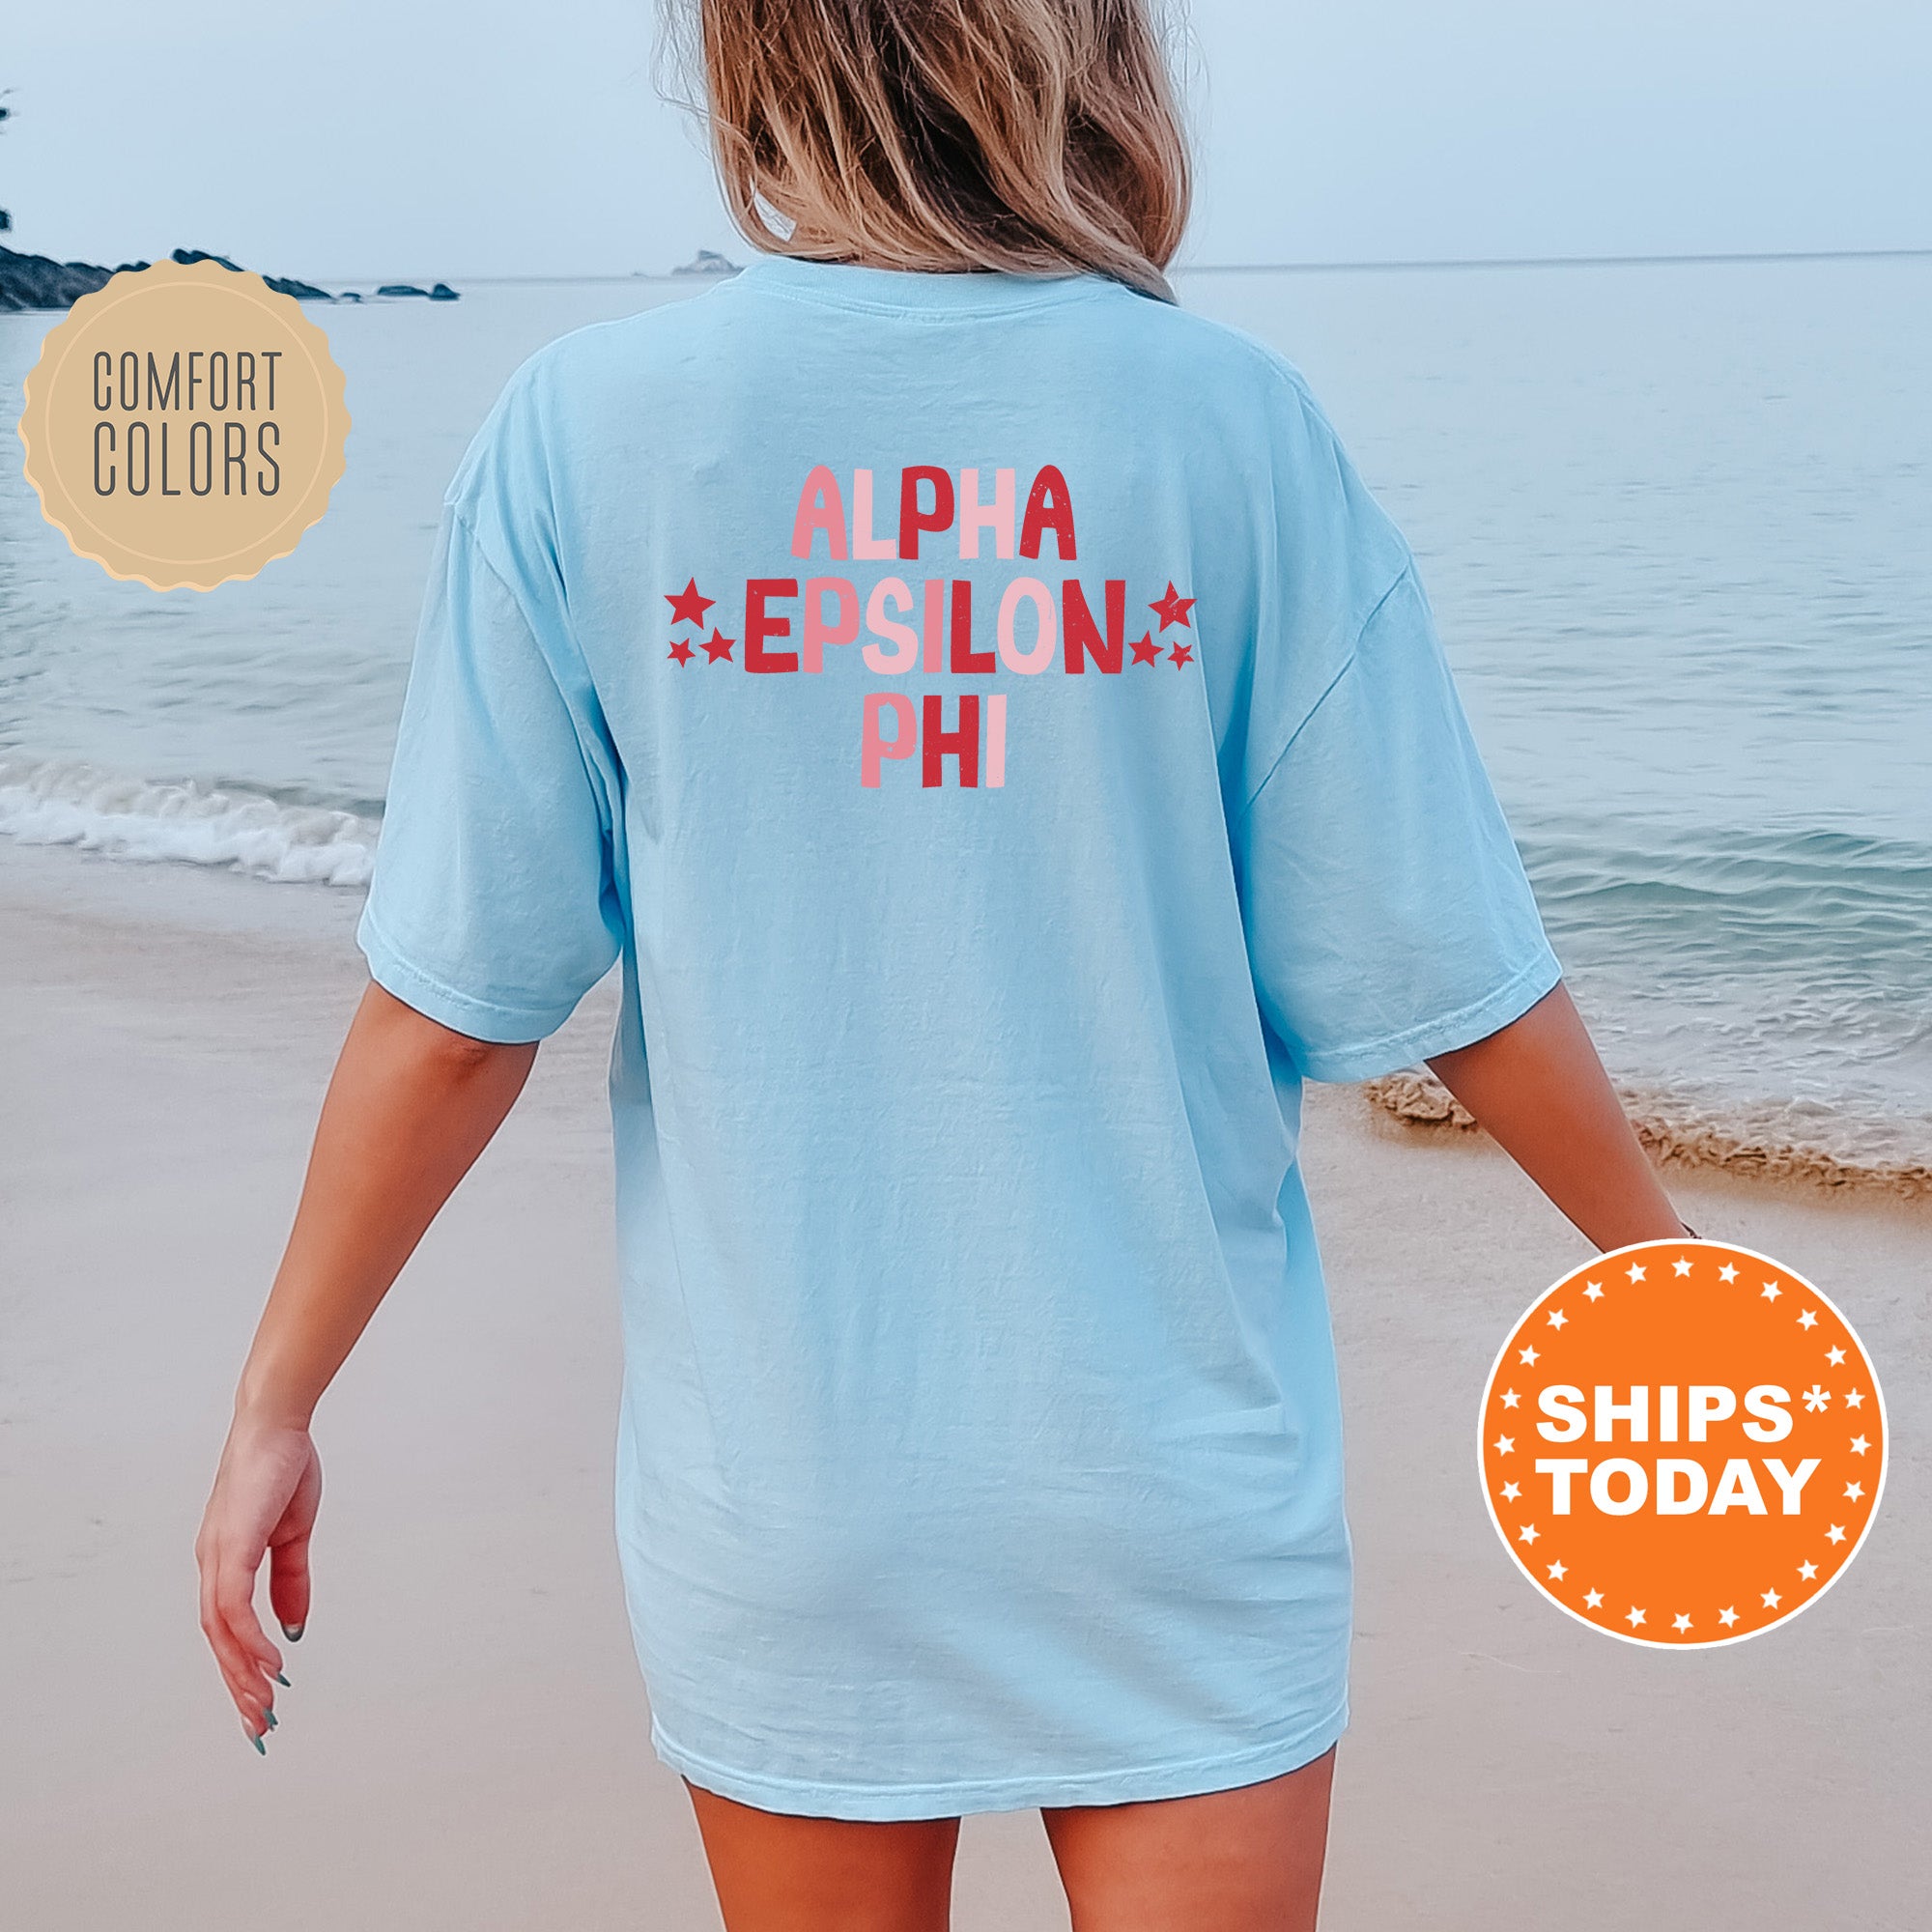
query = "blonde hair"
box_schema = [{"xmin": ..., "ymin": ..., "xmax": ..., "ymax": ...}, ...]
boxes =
[{"xmin": 668, "ymin": 1, "xmax": 1192, "ymax": 301}]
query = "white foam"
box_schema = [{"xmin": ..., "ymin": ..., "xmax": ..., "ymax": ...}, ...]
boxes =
[{"xmin": 0, "ymin": 754, "xmax": 378, "ymax": 887}]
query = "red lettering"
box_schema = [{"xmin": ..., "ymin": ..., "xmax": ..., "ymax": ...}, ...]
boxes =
[
  {"xmin": 898, "ymin": 467, "xmax": 955, "ymax": 560},
  {"xmin": 745, "ymin": 578, "xmax": 800, "ymax": 672},
  {"xmin": 1062, "ymin": 579, "xmax": 1124, "ymax": 673},
  {"xmin": 923, "ymin": 694, "xmax": 980, "ymax": 787},
  {"xmin": 951, "ymin": 580, "xmax": 993, "ymax": 672},
  {"xmin": 1019, "ymin": 465, "xmax": 1076, "ymax": 560}
]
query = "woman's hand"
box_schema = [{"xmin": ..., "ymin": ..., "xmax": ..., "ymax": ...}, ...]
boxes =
[
  {"xmin": 195, "ymin": 980, "xmax": 539, "ymax": 1752},
  {"xmin": 197, "ymin": 1413, "xmax": 321, "ymax": 1747}
]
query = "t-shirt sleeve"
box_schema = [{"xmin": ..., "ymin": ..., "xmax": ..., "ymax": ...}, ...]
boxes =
[
  {"xmin": 355, "ymin": 459, "xmax": 625, "ymax": 1043},
  {"xmin": 1232, "ymin": 557, "xmax": 1563, "ymax": 1084}
]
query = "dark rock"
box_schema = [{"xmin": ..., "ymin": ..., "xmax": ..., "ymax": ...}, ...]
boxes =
[
  {"xmin": 428, "ymin": 281, "xmax": 460, "ymax": 301},
  {"xmin": 377, "ymin": 283, "xmax": 429, "ymax": 298},
  {"xmin": 0, "ymin": 242, "xmax": 334, "ymax": 311},
  {"xmin": 672, "ymin": 248, "xmax": 739, "ymax": 276}
]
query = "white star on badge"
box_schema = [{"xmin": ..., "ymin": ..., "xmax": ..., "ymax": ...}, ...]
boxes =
[
  {"xmin": 1493, "ymin": 1435, "xmax": 1515, "ymax": 1455},
  {"xmin": 1798, "ymin": 1561, "xmax": 1818, "ymax": 1580},
  {"xmin": 1583, "ymin": 1588, "xmax": 1605, "ymax": 1609},
  {"xmin": 1826, "ymin": 1524, "xmax": 1846, "ymax": 1545},
  {"xmin": 1519, "ymin": 1523, "xmax": 1540, "ymax": 1545},
  {"xmin": 1501, "ymin": 1388, "xmax": 1520, "ymax": 1408},
  {"xmin": 1500, "ymin": 1482, "xmax": 1520, "ymax": 1501},
  {"xmin": 1583, "ymin": 1281, "xmax": 1605, "ymax": 1300},
  {"xmin": 1672, "ymin": 1612, "xmax": 1692, "ymax": 1632},
  {"xmin": 1718, "ymin": 1606, "xmax": 1739, "ymax": 1627},
  {"xmin": 1850, "ymin": 1435, "xmax": 1869, "ymax": 1455},
  {"xmin": 1826, "ymin": 1346, "xmax": 1846, "ymax": 1366},
  {"xmin": 1844, "ymin": 1482, "xmax": 1863, "ymax": 1502},
  {"xmin": 1844, "ymin": 1388, "xmax": 1864, "ymax": 1409},
  {"xmin": 1798, "ymin": 1309, "xmax": 1818, "ymax": 1328},
  {"xmin": 1719, "ymin": 1264, "xmax": 1739, "ymax": 1283},
  {"xmin": 1673, "ymin": 1258, "xmax": 1693, "ymax": 1277},
  {"xmin": 1626, "ymin": 1606, "xmax": 1646, "ymax": 1628},
  {"xmin": 1627, "ymin": 1263, "xmax": 1647, "ymax": 1282},
  {"xmin": 1519, "ymin": 1345, "xmax": 1539, "ymax": 1366},
  {"xmin": 1761, "ymin": 1281, "xmax": 1781, "ymax": 1301},
  {"xmin": 1548, "ymin": 1560, "xmax": 1567, "ymax": 1580},
  {"xmin": 1547, "ymin": 1308, "xmax": 1568, "ymax": 1329},
  {"xmin": 1761, "ymin": 1589, "xmax": 1781, "ymax": 1608}
]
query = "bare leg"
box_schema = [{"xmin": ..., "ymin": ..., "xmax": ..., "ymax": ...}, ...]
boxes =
[
  {"xmin": 683, "ymin": 1777, "xmax": 963, "ymax": 1932},
  {"xmin": 1041, "ymin": 1747, "xmax": 1337, "ymax": 1932}
]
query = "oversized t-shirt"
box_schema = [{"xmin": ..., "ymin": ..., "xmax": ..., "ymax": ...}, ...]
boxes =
[{"xmin": 358, "ymin": 254, "xmax": 1563, "ymax": 1820}]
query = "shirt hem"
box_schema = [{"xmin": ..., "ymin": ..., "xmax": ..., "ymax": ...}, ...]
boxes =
[
  {"xmin": 1296, "ymin": 942, "xmax": 1564, "ymax": 1085},
  {"xmin": 646, "ymin": 1698, "xmax": 1350, "ymax": 1821},
  {"xmin": 356, "ymin": 904, "xmax": 580, "ymax": 1043}
]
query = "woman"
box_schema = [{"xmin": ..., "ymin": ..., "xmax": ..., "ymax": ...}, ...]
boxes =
[{"xmin": 196, "ymin": 4, "xmax": 1690, "ymax": 1925}]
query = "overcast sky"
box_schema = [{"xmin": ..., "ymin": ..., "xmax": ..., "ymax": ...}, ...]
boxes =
[{"xmin": 6, "ymin": 1, "xmax": 1930, "ymax": 281}]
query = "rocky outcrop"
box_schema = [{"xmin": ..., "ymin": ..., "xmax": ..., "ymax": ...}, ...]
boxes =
[{"xmin": 0, "ymin": 244, "xmax": 454, "ymax": 311}]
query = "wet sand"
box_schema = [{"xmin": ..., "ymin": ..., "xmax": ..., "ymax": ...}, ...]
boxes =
[{"xmin": 2, "ymin": 838, "xmax": 1926, "ymax": 1930}]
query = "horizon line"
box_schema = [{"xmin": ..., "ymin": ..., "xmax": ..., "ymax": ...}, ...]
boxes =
[{"xmin": 324, "ymin": 244, "xmax": 1932, "ymax": 287}]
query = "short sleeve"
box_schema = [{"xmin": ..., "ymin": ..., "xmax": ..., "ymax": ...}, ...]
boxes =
[
  {"xmin": 1233, "ymin": 561, "xmax": 1562, "ymax": 1083},
  {"xmin": 356, "ymin": 498, "xmax": 625, "ymax": 1042}
]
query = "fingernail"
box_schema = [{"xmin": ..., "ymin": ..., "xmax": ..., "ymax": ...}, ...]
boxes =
[
  {"xmin": 274, "ymin": 1672, "xmax": 291, "ymax": 1688},
  {"xmin": 243, "ymin": 1721, "xmax": 266, "ymax": 1754},
  {"xmin": 281, "ymin": 1622, "xmax": 304, "ymax": 1642},
  {"xmin": 266, "ymin": 1710, "xmax": 278, "ymax": 1730}
]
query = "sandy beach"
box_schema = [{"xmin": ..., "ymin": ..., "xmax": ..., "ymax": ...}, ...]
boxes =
[{"xmin": 2, "ymin": 838, "xmax": 1926, "ymax": 1931}]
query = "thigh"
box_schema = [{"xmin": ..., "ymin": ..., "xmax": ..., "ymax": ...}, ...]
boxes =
[
  {"xmin": 683, "ymin": 1776, "xmax": 963, "ymax": 1932},
  {"xmin": 1041, "ymin": 1747, "xmax": 1337, "ymax": 1932}
]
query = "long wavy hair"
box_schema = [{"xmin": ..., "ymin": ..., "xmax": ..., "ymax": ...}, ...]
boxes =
[{"xmin": 667, "ymin": 0, "xmax": 1192, "ymax": 300}]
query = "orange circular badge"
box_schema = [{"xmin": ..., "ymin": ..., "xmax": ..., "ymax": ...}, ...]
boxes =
[{"xmin": 1479, "ymin": 1239, "xmax": 1886, "ymax": 1647}]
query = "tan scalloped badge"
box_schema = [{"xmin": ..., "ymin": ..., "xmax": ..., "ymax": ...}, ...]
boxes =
[{"xmin": 17, "ymin": 256, "xmax": 348, "ymax": 590}]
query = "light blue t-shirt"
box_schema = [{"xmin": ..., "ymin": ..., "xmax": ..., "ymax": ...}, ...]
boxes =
[{"xmin": 358, "ymin": 254, "xmax": 1562, "ymax": 1820}]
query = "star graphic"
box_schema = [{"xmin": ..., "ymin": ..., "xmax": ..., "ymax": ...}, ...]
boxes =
[
  {"xmin": 667, "ymin": 638, "xmax": 695, "ymax": 665},
  {"xmin": 1718, "ymin": 1605, "xmax": 1739, "ymax": 1627},
  {"xmin": 1519, "ymin": 1345, "xmax": 1539, "ymax": 1366},
  {"xmin": 1168, "ymin": 640, "xmax": 1194, "ymax": 667},
  {"xmin": 1583, "ymin": 1281, "xmax": 1605, "ymax": 1300},
  {"xmin": 1798, "ymin": 1308, "xmax": 1818, "ymax": 1329},
  {"xmin": 701, "ymin": 629, "xmax": 735, "ymax": 663},
  {"xmin": 1826, "ymin": 1346, "xmax": 1847, "ymax": 1366},
  {"xmin": 1850, "ymin": 1435, "xmax": 1870, "ymax": 1455},
  {"xmin": 1626, "ymin": 1607, "xmax": 1646, "ymax": 1629},
  {"xmin": 1761, "ymin": 1281, "xmax": 1781, "ymax": 1301},
  {"xmin": 1627, "ymin": 1263, "xmax": 1647, "ymax": 1282},
  {"xmin": 1798, "ymin": 1560, "xmax": 1819, "ymax": 1579},
  {"xmin": 1844, "ymin": 1388, "xmax": 1864, "ymax": 1409},
  {"xmin": 1826, "ymin": 1523, "xmax": 1847, "ymax": 1545},
  {"xmin": 1547, "ymin": 1560, "xmax": 1568, "ymax": 1580},
  {"xmin": 1844, "ymin": 1482, "xmax": 1864, "ymax": 1502},
  {"xmin": 1501, "ymin": 1388, "xmax": 1520, "ymax": 1408},
  {"xmin": 1128, "ymin": 631, "xmax": 1161, "ymax": 667},
  {"xmin": 1761, "ymin": 1588, "xmax": 1781, "ymax": 1608},
  {"xmin": 1150, "ymin": 582, "xmax": 1196, "ymax": 631},
  {"xmin": 1673, "ymin": 1257, "xmax": 1693, "ymax": 1277},
  {"xmin": 1518, "ymin": 1523, "xmax": 1540, "ymax": 1545},
  {"xmin": 666, "ymin": 578, "xmax": 714, "ymax": 627},
  {"xmin": 1493, "ymin": 1435, "xmax": 1515, "ymax": 1455},
  {"xmin": 1672, "ymin": 1613, "xmax": 1693, "ymax": 1633},
  {"xmin": 1547, "ymin": 1308, "xmax": 1568, "ymax": 1329},
  {"xmin": 1583, "ymin": 1588, "xmax": 1605, "ymax": 1609},
  {"xmin": 1500, "ymin": 1481, "xmax": 1521, "ymax": 1501},
  {"xmin": 1803, "ymin": 1384, "xmax": 1831, "ymax": 1412},
  {"xmin": 1719, "ymin": 1264, "xmax": 1739, "ymax": 1282}
]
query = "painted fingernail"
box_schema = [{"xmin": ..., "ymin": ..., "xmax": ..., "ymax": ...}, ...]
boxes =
[
  {"xmin": 243, "ymin": 1721, "xmax": 266, "ymax": 1754},
  {"xmin": 274, "ymin": 1672, "xmax": 291, "ymax": 1688},
  {"xmin": 281, "ymin": 1622, "xmax": 304, "ymax": 1642},
  {"xmin": 266, "ymin": 1710, "xmax": 278, "ymax": 1730}
]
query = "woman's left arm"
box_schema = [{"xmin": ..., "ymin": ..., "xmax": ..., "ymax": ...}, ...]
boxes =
[{"xmin": 1424, "ymin": 980, "xmax": 1692, "ymax": 1252}]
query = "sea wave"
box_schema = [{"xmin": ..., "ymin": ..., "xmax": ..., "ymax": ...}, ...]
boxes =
[
  {"xmin": 0, "ymin": 753, "xmax": 379, "ymax": 887},
  {"xmin": 1363, "ymin": 1068, "xmax": 1932, "ymax": 1197}
]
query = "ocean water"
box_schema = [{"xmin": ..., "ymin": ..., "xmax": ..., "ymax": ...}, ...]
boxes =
[{"xmin": 3, "ymin": 260, "xmax": 1929, "ymax": 1173}]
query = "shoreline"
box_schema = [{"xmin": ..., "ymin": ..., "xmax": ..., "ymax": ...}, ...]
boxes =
[{"xmin": 4, "ymin": 832, "xmax": 1927, "ymax": 1929}]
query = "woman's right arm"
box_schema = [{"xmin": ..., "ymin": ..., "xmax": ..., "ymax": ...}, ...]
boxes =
[{"xmin": 195, "ymin": 980, "xmax": 537, "ymax": 1747}]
